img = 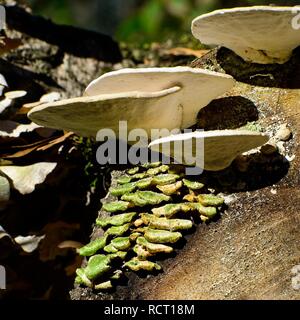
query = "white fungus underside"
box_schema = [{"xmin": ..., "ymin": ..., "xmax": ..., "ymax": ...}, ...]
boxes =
[
  {"xmin": 149, "ymin": 130, "xmax": 269, "ymax": 171},
  {"xmin": 192, "ymin": 6, "xmax": 300, "ymax": 64},
  {"xmin": 84, "ymin": 67, "xmax": 235, "ymax": 128}
]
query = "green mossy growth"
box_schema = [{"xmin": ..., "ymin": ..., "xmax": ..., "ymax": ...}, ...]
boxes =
[
  {"xmin": 111, "ymin": 237, "xmax": 131, "ymax": 251},
  {"xmin": 75, "ymin": 268, "xmax": 92, "ymax": 287},
  {"xmin": 85, "ymin": 255, "xmax": 111, "ymax": 280},
  {"xmin": 102, "ymin": 201, "xmax": 131, "ymax": 213},
  {"xmin": 134, "ymin": 177, "xmax": 153, "ymax": 189},
  {"xmin": 144, "ymin": 228, "xmax": 182, "ymax": 244},
  {"xmin": 109, "ymin": 251, "xmax": 128, "ymax": 260},
  {"xmin": 146, "ymin": 215, "xmax": 193, "ymax": 231},
  {"xmin": 156, "ymin": 181, "xmax": 182, "ymax": 195},
  {"xmin": 96, "ymin": 212, "xmax": 137, "ymax": 228},
  {"xmin": 141, "ymin": 162, "xmax": 161, "ymax": 169},
  {"xmin": 136, "ymin": 236, "xmax": 173, "ymax": 254},
  {"xmin": 152, "ymin": 173, "xmax": 180, "ymax": 186},
  {"xmin": 127, "ymin": 167, "xmax": 140, "ymax": 175},
  {"xmin": 182, "ymin": 179, "xmax": 205, "ymax": 190},
  {"xmin": 125, "ymin": 259, "xmax": 162, "ymax": 272},
  {"xmin": 94, "ymin": 280, "xmax": 113, "ymax": 290},
  {"xmin": 110, "ymin": 182, "xmax": 137, "ymax": 196},
  {"xmin": 117, "ymin": 176, "xmax": 132, "ymax": 184},
  {"xmin": 133, "ymin": 244, "xmax": 152, "ymax": 260},
  {"xmin": 197, "ymin": 194, "xmax": 224, "ymax": 207},
  {"xmin": 147, "ymin": 165, "xmax": 169, "ymax": 176},
  {"xmin": 152, "ymin": 203, "xmax": 191, "ymax": 218},
  {"xmin": 189, "ymin": 203, "xmax": 218, "ymax": 218},
  {"xmin": 104, "ymin": 243, "xmax": 119, "ymax": 253},
  {"xmin": 104, "ymin": 223, "xmax": 131, "ymax": 237},
  {"xmin": 77, "ymin": 235, "xmax": 108, "ymax": 256},
  {"xmin": 121, "ymin": 191, "xmax": 171, "ymax": 207},
  {"xmin": 76, "ymin": 162, "xmax": 225, "ymax": 291}
]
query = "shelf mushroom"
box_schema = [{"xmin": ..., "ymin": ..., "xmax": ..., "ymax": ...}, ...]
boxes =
[
  {"xmin": 28, "ymin": 67, "xmax": 234, "ymax": 138},
  {"xmin": 192, "ymin": 6, "xmax": 300, "ymax": 64},
  {"xmin": 0, "ymin": 90, "xmax": 27, "ymax": 114},
  {"xmin": 148, "ymin": 130, "xmax": 269, "ymax": 171}
]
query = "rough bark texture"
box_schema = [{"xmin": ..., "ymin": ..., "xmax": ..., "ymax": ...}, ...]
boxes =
[
  {"xmin": 4, "ymin": 5, "xmax": 122, "ymax": 62},
  {"xmin": 1, "ymin": 2, "xmax": 122, "ymax": 104}
]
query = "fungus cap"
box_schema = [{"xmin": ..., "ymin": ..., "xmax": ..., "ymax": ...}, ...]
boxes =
[
  {"xmin": 192, "ymin": 6, "xmax": 300, "ymax": 64},
  {"xmin": 84, "ymin": 67, "xmax": 235, "ymax": 128},
  {"xmin": 28, "ymin": 67, "xmax": 234, "ymax": 138},
  {"xmin": 149, "ymin": 130, "xmax": 269, "ymax": 171},
  {"xmin": 28, "ymin": 87, "xmax": 183, "ymax": 138},
  {"xmin": 5, "ymin": 90, "xmax": 27, "ymax": 99}
]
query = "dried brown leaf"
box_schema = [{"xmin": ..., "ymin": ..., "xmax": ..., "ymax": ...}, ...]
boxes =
[
  {"xmin": 58, "ymin": 240, "xmax": 83, "ymax": 249},
  {"xmin": 39, "ymin": 221, "xmax": 80, "ymax": 262}
]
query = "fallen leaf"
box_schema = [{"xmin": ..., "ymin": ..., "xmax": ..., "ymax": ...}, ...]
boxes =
[
  {"xmin": 0, "ymin": 37, "xmax": 22, "ymax": 55},
  {"xmin": 0, "ymin": 162, "xmax": 57, "ymax": 194},
  {"xmin": 0, "ymin": 225, "xmax": 12, "ymax": 240},
  {"xmin": 0, "ymin": 73, "xmax": 8, "ymax": 87},
  {"xmin": 1, "ymin": 130, "xmax": 74, "ymax": 158},
  {"xmin": 58, "ymin": 240, "xmax": 83, "ymax": 249},
  {"xmin": 163, "ymin": 47, "xmax": 209, "ymax": 58},
  {"xmin": 14, "ymin": 234, "xmax": 45, "ymax": 253},
  {"xmin": 18, "ymin": 91, "xmax": 61, "ymax": 115},
  {"xmin": 1, "ymin": 132, "xmax": 74, "ymax": 158},
  {"xmin": 2, "ymin": 145, "xmax": 42, "ymax": 159},
  {"xmin": 37, "ymin": 132, "xmax": 74, "ymax": 151},
  {"xmin": 36, "ymin": 132, "xmax": 74, "ymax": 151},
  {"xmin": 0, "ymin": 98, "xmax": 12, "ymax": 113},
  {"xmin": 0, "ymin": 120, "xmax": 41, "ymax": 138},
  {"xmin": 39, "ymin": 221, "xmax": 80, "ymax": 262},
  {"xmin": 1, "ymin": 137, "xmax": 53, "ymax": 150},
  {"xmin": 0, "ymin": 175, "xmax": 10, "ymax": 205}
]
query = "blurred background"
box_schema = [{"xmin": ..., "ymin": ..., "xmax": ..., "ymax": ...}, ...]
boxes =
[{"xmin": 26, "ymin": 0, "xmax": 300, "ymax": 43}]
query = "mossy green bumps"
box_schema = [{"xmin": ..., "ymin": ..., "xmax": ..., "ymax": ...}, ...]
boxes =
[
  {"xmin": 144, "ymin": 228, "xmax": 182, "ymax": 244},
  {"xmin": 102, "ymin": 201, "xmax": 131, "ymax": 213},
  {"xmin": 85, "ymin": 255, "xmax": 111, "ymax": 280},
  {"xmin": 75, "ymin": 163, "xmax": 225, "ymax": 291},
  {"xmin": 136, "ymin": 237, "xmax": 173, "ymax": 254},
  {"xmin": 125, "ymin": 259, "xmax": 162, "ymax": 272},
  {"xmin": 104, "ymin": 223, "xmax": 131, "ymax": 237},
  {"xmin": 121, "ymin": 191, "xmax": 170, "ymax": 207},
  {"xmin": 182, "ymin": 178, "xmax": 205, "ymax": 190},
  {"xmin": 77, "ymin": 235, "xmax": 108, "ymax": 256},
  {"xmin": 96, "ymin": 212, "xmax": 137, "ymax": 228}
]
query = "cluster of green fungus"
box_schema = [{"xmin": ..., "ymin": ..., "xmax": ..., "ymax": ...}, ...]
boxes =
[{"xmin": 75, "ymin": 163, "xmax": 224, "ymax": 291}]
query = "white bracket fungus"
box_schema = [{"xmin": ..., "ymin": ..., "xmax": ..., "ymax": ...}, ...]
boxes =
[
  {"xmin": 192, "ymin": 6, "xmax": 300, "ymax": 64},
  {"xmin": 28, "ymin": 67, "xmax": 234, "ymax": 138},
  {"xmin": 149, "ymin": 130, "xmax": 269, "ymax": 171}
]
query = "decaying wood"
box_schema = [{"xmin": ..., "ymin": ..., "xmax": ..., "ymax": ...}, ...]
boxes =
[{"xmin": 71, "ymin": 48, "xmax": 300, "ymax": 300}]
